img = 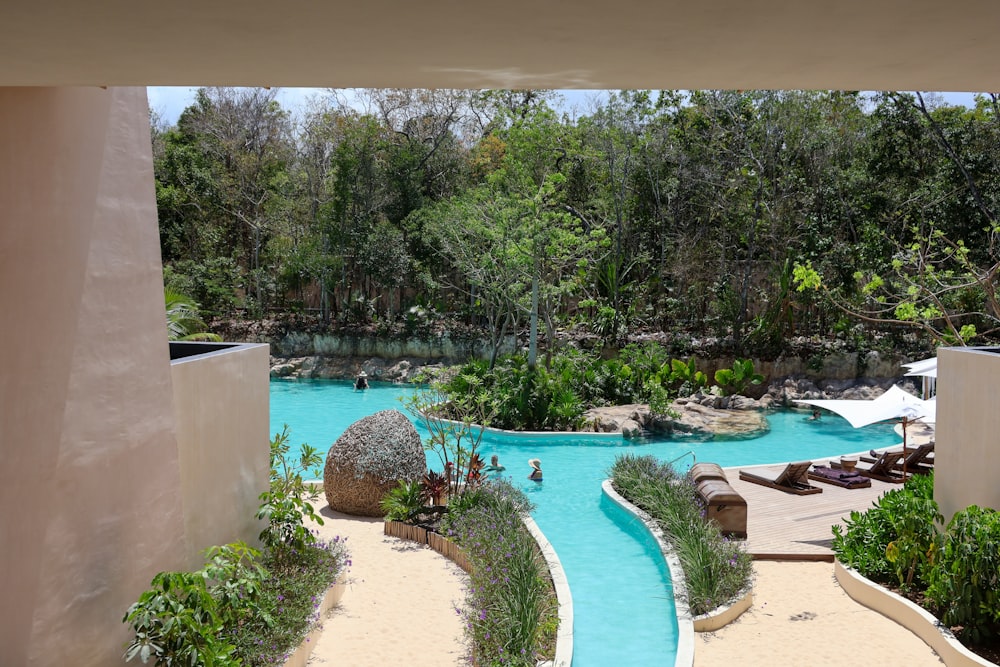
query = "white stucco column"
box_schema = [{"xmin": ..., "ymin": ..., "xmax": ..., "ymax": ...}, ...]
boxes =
[
  {"xmin": 935, "ymin": 347, "xmax": 1000, "ymax": 521},
  {"xmin": 0, "ymin": 87, "xmax": 186, "ymax": 666}
]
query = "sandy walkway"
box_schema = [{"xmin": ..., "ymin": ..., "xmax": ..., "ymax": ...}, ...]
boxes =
[
  {"xmin": 695, "ymin": 561, "xmax": 943, "ymax": 666},
  {"xmin": 303, "ymin": 518, "xmax": 945, "ymax": 667},
  {"xmin": 301, "ymin": 431, "xmax": 947, "ymax": 667},
  {"xmin": 305, "ymin": 505, "xmax": 468, "ymax": 667}
]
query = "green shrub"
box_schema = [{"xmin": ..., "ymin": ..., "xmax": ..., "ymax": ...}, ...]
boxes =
[
  {"xmin": 256, "ymin": 426, "xmax": 325, "ymax": 553},
  {"xmin": 123, "ymin": 570, "xmax": 239, "ymax": 667},
  {"xmin": 667, "ymin": 357, "xmax": 709, "ymax": 397},
  {"xmin": 609, "ymin": 454, "xmax": 753, "ymax": 616},
  {"xmin": 713, "ymin": 359, "xmax": 765, "ymax": 396},
  {"xmin": 231, "ymin": 537, "xmax": 349, "ymax": 666},
  {"xmin": 832, "ymin": 472, "xmax": 941, "ymax": 588},
  {"xmin": 926, "ymin": 506, "xmax": 1000, "ymax": 644},
  {"xmin": 831, "ymin": 471, "xmax": 1000, "ymax": 645},
  {"xmin": 125, "ymin": 428, "xmax": 350, "ymax": 667},
  {"xmin": 380, "ymin": 479, "xmax": 427, "ymax": 522}
]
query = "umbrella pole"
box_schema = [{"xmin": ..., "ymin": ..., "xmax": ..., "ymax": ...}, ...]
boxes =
[{"xmin": 901, "ymin": 416, "xmax": 908, "ymax": 480}]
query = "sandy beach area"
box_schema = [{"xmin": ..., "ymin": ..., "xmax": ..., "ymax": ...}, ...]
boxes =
[
  {"xmin": 303, "ymin": 434, "xmax": 946, "ymax": 667},
  {"xmin": 306, "ymin": 505, "xmax": 468, "ymax": 667},
  {"xmin": 302, "ymin": 509, "xmax": 945, "ymax": 667},
  {"xmin": 696, "ymin": 561, "xmax": 943, "ymax": 666}
]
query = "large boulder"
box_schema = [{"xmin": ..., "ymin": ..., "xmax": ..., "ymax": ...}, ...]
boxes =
[
  {"xmin": 583, "ymin": 399, "xmax": 770, "ymax": 439},
  {"xmin": 324, "ymin": 409, "xmax": 425, "ymax": 516},
  {"xmin": 653, "ymin": 400, "xmax": 769, "ymax": 438}
]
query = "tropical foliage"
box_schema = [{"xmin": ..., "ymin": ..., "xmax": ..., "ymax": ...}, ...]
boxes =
[
  {"xmin": 124, "ymin": 429, "xmax": 348, "ymax": 667},
  {"xmin": 420, "ymin": 345, "xmax": 717, "ymax": 431},
  {"xmin": 833, "ymin": 472, "xmax": 1000, "ymax": 644},
  {"xmin": 165, "ymin": 288, "xmax": 222, "ymax": 341},
  {"xmin": 155, "ymin": 88, "xmax": 1000, "ymax": 354},
  {"xmin": 256, "ymin": 425, "xmax": 325, "ymax": 553}
]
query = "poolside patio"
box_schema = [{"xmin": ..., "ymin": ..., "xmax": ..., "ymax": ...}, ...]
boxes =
[{"xmin": 722, "ymin": 463, "xmax": 899, "ymax": 560}]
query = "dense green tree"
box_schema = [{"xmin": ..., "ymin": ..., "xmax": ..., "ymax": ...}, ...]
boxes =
[{"xmin": 152, "ymin": 87, "xmax": 1000, "ymax": 355}]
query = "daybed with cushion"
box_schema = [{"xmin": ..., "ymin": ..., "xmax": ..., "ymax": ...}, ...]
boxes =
[{"xmin": 807, "ymin": 465, "xmax": 872, "ymax": 489}]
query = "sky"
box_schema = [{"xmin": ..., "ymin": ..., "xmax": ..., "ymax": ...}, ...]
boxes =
[
  {"xmin": 147, "ymin": 86, "xmax": 983, "ymax": 127},
  {"xmin": 147, "ymin": 87, "xmax": 611, "ymax": 126}
]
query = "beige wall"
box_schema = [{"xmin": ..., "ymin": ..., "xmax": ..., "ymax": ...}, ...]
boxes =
[
  {"xmin": 935, "ymin": 347, "xmax": 1000, "ymax": 521},
  {"xmin": 0, "ymin": 88, "xmax": 187, "ymax": 666},
  {"xmin": 171, "ymin": 344, "xmax": 271, "ymax": 565}
]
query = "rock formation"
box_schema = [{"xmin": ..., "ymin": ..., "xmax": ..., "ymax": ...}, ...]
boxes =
[{"xmin": 585, "ymin": 398, "xmax": 770, "ymax": 440}]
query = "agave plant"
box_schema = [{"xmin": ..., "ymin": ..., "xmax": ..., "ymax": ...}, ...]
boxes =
[{"xmin": 464, "ymin": 453, "xmax": 486, "ymax": 488}]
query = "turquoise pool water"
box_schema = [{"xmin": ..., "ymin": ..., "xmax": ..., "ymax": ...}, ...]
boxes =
[{"xmin": 270, "ymin": 379, "xmax": 899, "ymax": 666}]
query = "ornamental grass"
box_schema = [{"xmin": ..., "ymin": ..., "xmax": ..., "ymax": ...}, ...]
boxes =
[
  {"xmin": 442, "ymin": 481, "xmax": 558, "ymax": 667},
  {"xmin": 609, "ymin": 453, "xmax": 752, "ymax": 616}
]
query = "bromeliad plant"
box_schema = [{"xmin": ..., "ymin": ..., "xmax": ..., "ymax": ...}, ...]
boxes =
[{"xmin": 421, "ymin": 469, "xmax": 449, "ymax": 506}]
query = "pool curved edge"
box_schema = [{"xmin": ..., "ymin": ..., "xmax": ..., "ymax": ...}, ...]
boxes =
[
  {"xmin": 601, "ymin": 480, "xmax": 695, "ymax": 667},
  {"xmin": 433, "ymin": 414, "xmax": 625, "ymax": 441},
  {"xmin": 834, "ymin": 560, "xmax": 995, "ymax": 667},
  {"xmin": 523, "ymin": 515, "xmax": 574, "ymax": 667}
]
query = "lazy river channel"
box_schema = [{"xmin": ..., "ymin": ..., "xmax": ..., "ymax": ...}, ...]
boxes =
[{"xmin": 270, "ymin": 379, "xmax": 899, "ymax": 666}]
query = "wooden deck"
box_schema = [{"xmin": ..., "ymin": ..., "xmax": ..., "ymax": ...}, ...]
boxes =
[{"xmin": 721, "ymin": 462, "xmax": 901, "ymax": 561}]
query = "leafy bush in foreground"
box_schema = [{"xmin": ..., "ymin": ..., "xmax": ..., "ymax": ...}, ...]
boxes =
[
  {"xmin": 125, "ymin": 428, "xmax": 349, "ymax": 666},
  {"xmin": 256, "ymin": 425, "xmax": 325, "ymax": 553},
  {"xmin": 230, "ymin": 537, "xmax": 349, "ymax": 666},
  {"xmin": 833, "ymin": 471, "xmax": 1000, "ymax": 645},
  {"xmin": 926, "ymin": 505, "xmax": 1000, "ymax": 644},
  {"xmin": 609, "ymin": 454, "xmax": 753, "ymax": 616},
  {"xmin": 832, "ymin": 472, "xmax": 940, "ymax": 588}
]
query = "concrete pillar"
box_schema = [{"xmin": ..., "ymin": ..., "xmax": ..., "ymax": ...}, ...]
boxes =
[
  {"xmin": 0, "ymin": 87, "xmax": 186, "ymax": 666},
  {"xmin": 935, "ymin": 347, "xmax": 1000, "ymax": 521}
]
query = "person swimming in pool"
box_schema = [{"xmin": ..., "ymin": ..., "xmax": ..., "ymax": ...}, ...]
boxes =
[
  {"xmin": 527, "ymin": 458, "xmax": 543, "ymax": 482},
  {"xmin": 484, "ymin": 454, "xmax": 506, "ymax": 475},
  {"xmin": 354, "ymin": 371, "xmax": 369, "ymax": 391}
]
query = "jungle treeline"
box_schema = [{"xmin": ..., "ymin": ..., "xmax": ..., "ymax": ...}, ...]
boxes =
[{"xmin": 154, "ymin": 88, "xmax": 1000, "ymax": 358}]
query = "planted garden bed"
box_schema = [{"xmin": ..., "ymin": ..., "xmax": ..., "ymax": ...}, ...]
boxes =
[{"xmin": 832, "ymin": 472, "xmax": 1000, "ymax": 664}]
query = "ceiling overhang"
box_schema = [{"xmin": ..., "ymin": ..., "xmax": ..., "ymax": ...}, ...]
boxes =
[{"xmin": 2, "ymin": 0, "xmax": 998, "ymax": 91}]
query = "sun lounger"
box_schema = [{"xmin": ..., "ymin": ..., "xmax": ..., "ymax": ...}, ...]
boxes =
[
  {"xmin": 807, "ymin": 465, "xmax": 872, "ymax": 489},
  {"xmin": 738, "ymin": 461, "xmax": 823, "ymax": 495},
  {"xmin": 860, "ymin": 443, "xmax": 935, "ymax": 474},
  {"xmin": 831, "ymin": 449, "xmax": 906, "ymax": 483}
]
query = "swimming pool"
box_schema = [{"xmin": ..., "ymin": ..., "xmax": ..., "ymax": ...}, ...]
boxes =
[{"xmin": 270, "ymin": 378, "xmax": 899, "ymax": 666}]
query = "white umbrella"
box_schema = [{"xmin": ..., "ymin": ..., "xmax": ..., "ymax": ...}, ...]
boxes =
[
  {"xmin": 795, "ymin": 385, "xmax": 935, "ymax": 478},
  {"xmin": 902, "ymin": 357, "xmax": 937, "ymax": 378},
  {"xmin": 903, "ymin": 357, "xmax": 937, "ymax": 399}
]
